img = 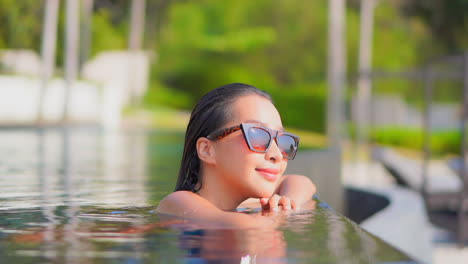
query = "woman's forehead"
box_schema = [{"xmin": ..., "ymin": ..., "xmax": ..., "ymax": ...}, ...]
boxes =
[
  {"xmin": 228, "ymin": 95, "xmax": 283, "ymax": 130},
  {"xmin": 242, "ymin": 119, "xmax": 284, "ymax": 131}
]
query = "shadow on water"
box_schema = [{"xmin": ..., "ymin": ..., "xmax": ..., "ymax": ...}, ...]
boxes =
[{"xmin": 0, "ymin": 127, "xmax": 415, "ymax": 263}]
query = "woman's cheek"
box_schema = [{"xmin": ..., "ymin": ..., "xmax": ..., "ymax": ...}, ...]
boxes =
[{"xmin": 281, "ymin": 160, "xmax": 288, "ymax": 175}]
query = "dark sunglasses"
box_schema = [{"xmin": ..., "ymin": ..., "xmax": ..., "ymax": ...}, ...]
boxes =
[{"xmin": 206, "ymin": 123, "xmax": 300, "ymax": 160}]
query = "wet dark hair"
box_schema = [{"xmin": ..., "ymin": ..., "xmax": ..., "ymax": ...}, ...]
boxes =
[{"xmin": 175, "ymin": 83, "xmax": 273, "ymax": 192}]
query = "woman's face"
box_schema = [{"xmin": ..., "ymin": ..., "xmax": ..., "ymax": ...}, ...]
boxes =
[{"xmin": 211, "ymin": 94, "xmax": 288, "ymax": 199}]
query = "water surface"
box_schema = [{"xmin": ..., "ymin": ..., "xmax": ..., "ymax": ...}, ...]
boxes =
[{"xmin": 0, "ymin": 127, "xmax": 414, "ymax": 263}]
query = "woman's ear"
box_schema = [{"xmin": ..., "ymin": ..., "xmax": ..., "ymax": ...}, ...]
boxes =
[{"xmin": 196, "ymin": 137, "xmax": 216, "ymax": 165}]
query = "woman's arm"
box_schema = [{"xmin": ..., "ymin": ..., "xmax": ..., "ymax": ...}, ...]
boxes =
[
  {"xmin": 157, "ymin": 191, "xmax": 281, "ymax": 229},
  {"xmin": 276, "ymin": 174, "xmax": 316, "ymax": 205}
]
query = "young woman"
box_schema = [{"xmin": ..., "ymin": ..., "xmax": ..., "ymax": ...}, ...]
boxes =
[{"xmin": 157, "ymin": 83, "xmax": 316, "ymax": 228}]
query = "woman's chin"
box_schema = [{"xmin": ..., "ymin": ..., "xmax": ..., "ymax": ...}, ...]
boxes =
[
  {"xmin": 254, "ymin": 188, "xmax": 276, "ymax": 199},
  {"xmin": 245, "ymin": 179, "xmax": 277, "ymax": 198}
]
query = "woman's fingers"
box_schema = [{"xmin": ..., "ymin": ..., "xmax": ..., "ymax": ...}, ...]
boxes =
[
  {"xmin": 260, "ymin": 195, "xmax": 299, "ymax": 212},
  {"xmin": 290, "ymin": 199, "xmax": 298, "ymax": 210},
  {"xmin": 260, "ymin": 197, "xmax": 270, "ymax": 210},
  {"xmin": 279, "ymin": 196, "xmax": 291, "ymax": 210},
  {"xmin": 268, "ymin": 194, "xmax": 281, "ymax": 211}
]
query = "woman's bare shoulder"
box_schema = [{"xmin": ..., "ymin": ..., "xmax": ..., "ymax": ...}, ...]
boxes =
[{"xmin": 156, "ymin": 191, "xmax": 216, "ymax": 216}]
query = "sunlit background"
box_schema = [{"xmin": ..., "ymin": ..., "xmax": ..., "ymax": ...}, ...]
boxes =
[{"xmin": 0, "ymin": 0, "xmax": 467, "ymax": 263}]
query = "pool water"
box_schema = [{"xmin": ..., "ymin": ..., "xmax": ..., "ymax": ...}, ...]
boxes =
[{"xmin": 0, "ymin": 127, "xmax": 414, "ymax": 263}]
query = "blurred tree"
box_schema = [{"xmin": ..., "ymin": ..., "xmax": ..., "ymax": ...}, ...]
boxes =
[
  {"xmin": 90, "ymin": 8, "xmax": 127, "ymax": 55},
  {"xmin": 1, "ymin": 0, "xmax": 463, "ymax": 132},
  {"xmin": 0, "ymin": 0, "xmax": 43, "ymax": 50},
  {"xmin": 398, "ymin": 0, "xmax": 468, "ymax": 54},
  {"xmin": 155, "ymin": 0, "xmax": 279, "ymax": 99},
  {"xmin": 347, "ymin": 0, "xmax": 431, "ymax": 105}
]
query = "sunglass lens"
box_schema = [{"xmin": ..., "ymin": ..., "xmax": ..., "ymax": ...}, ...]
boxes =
[
  {"xmin": 247, "ymin": 127, "xmax": 270, "ymax": 152},
  {"xmin": 277, "ymin": 135, "xmax": 297, "ymax": 159}
]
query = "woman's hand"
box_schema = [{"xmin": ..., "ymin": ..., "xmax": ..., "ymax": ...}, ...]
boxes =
[
  {"xmin": 260, "ymin": 194, "xmax": 299, "ymax": 212},
  {"xmin": 274, "ymin": 174, "xmax": 315, "ymax": 207}
]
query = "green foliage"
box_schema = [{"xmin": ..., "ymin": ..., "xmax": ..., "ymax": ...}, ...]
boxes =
[
  {"xmin": 269, "ymin": 84, "xmax": 327, "ymax": 133},
  {"xmin": 372, "ymin": 79, "xmax": 424, "ymax": 105},
  {"xmin": 370, "ymin": 127, "xmax": 461, "ymax": 156},
  {"xmin": 150, "ymin": 0, "xmax": 433, "ymax": 133},
  {"xmin": 0, "ymin": 0, "xmax": 43, "ymax": 50},
  {"xmin": 143, "ymin": 82, "xmax": 193, "ymax": 110},
  {"xmin": 195, "ymin": 27, "xmax": 276, "ymax": 53},
  {"xmin": 0, "ymin": 0, "xmax": 465, "ymax": 134},
  {"xmin": 346, "ymin": 1, "xmax": 432, "ymax": 102},
  {"xmin": 373, "ymin": 1, "xmax": 427, "ymax": 69},
  {"xmin": 154, "ymin": 0, "xmax": 282, "ymax": 99},
  {"xmin": 91, "ymin": 9, "xmax": 127, "ymax": 56},
  {"xmin": 149, "ymin": 0, "xmax": 335, "ymax": 132},
  {"xmin": 399, "ymin": 0, "xmax": 468, "ymax": 54}
]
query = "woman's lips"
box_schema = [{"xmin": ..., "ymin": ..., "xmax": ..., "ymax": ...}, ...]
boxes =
[{"xmin": 256, "ymin": 168, "xmax": 279, "ymax": 182}]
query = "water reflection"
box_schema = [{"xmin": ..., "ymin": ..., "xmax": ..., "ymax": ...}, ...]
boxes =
[
  {"xmin": 1, "ymin": 127, "xmax": 159, "ymax": 210},
  {"xmin": 179, "ymin": 228, "xmax": 287, "ymax": 263},
  {"xmin": 1, "ymin": 127, "xmax": 179, "ymax": 263},
  {"xmin": 1, "ymin": 205, "xmax": 413, "ymax": 263},
  {"xmin": 0, "ymin": 128, "xmax": 414, "ymax": 263}
]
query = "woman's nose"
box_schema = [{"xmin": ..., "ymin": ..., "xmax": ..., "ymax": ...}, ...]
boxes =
[{"xmin": 265, "ymin": 138, "xmax": 283, "ymax": 162}]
